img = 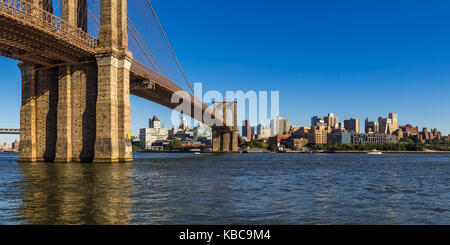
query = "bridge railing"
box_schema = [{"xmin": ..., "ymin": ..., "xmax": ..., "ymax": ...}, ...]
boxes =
[{"xmin": 0, "ymin": 0, "xmax": 98, "ymax": 52}]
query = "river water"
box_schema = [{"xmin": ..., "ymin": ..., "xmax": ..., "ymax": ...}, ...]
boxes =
[{"xmin": 0, "ymin": 152, "xmax": 449, "ymax": 224}]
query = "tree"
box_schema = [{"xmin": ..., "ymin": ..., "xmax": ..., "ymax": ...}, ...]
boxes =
[
  {"xmin": 169, "ymin": 139, "xmax": 182, "ymax": 150},
  {"xmin": 242, "ymin": 140, "xmax": 266, "ymax": 149},
  {"xmin": 268, "ymin": 144, "xmax": 277, "ymax": 152},
  {"xmin": 132, "ymin": 145, "xmax": 143, "ymax": 152}
]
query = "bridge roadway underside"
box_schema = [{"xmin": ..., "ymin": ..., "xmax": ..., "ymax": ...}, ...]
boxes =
[{"xmin": 0, "ymin": 12, "xmax": 95, "ymax": 66}]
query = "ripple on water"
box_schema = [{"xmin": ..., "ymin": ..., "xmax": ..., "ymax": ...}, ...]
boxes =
[{"xmin": 0, "ymin": 152, "xmax": 449, "ymax": 224}]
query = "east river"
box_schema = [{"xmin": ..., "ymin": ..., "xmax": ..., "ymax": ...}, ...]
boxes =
[{"xmin": 0, "ymin": 152, "xmax": 449, "ymax": 224}]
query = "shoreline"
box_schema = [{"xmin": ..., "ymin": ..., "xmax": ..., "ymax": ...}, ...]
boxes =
[
  {"xmin": 326, "ymin": 150, "xmax": 450, "ymax": 154},
  {"xmin": 132, "ymin": 150, "xmax": 450, "ymax": 154}
]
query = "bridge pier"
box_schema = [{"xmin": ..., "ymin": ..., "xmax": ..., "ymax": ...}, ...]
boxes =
[
  {"xmin": 93, "ymin": 0, "xmax": 132, "ymax": 163},
  {"xmin": 54, "ymin": 65, "xmax": 73, "ymax": 163},
  {"xmin": 18, "ymin": 63, "xmax": 37, "ymax": 162},
  {"xmin": 211, "ymin": 101, "xmax": 239, "ymax": 152}
]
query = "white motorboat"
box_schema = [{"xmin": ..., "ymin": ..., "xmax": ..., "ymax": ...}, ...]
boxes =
[{"xmin": 367, "ymin": 149, "xmax": 382, "ymax": 155}]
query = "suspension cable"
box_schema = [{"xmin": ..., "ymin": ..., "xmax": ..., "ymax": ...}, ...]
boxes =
[
  {"xmin": 127, "ymin": 26, "xmax": 159, "ymax": 72},
  {"xmin": 128, "ymin": 17, "xmax": 169, "ymax": 79},
  {"xmin": 86, "ymin": 3, "xmax": 166, "ymax": 78},
  {"xmin": 145, "ymin": 0, "xmax": 194, "ymax": 92},
  {"xmin": 87, "ymin": 7, "xmax": 99, "ymax": 26}
]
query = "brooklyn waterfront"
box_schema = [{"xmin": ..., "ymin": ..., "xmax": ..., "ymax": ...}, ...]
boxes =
[{"xmin": 0, "ymin": 152, "xmax": 448, "ymax": 225}]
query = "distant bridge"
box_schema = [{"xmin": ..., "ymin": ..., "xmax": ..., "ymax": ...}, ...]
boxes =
[{"xmin": 0, "ymin": 128, "xmax": 20, "ymax": 135}]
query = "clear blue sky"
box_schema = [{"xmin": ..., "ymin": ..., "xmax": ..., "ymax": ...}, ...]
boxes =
[{"xmin": 1, "ymin": 0, "xmax": 450, "ymax": 144}]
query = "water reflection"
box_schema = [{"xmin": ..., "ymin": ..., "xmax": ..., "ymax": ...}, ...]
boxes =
[
  {"xmin": 15, "ymin": 162, "xmax": 134, "ymax": 225},
  {"xmin": 0, "ymin": 153, "xmax": 448, "ymax": 225}
]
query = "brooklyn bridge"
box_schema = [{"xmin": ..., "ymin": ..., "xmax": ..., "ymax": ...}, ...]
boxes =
[{"xmin": 0, "ymin": 0, "xmax": 239, "ymax": 162}]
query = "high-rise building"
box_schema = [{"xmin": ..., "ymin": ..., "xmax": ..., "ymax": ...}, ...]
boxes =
[
  {"xmin": 378, "ymin": 113, "xmax": 399, "ymax": 135},
  {"xmin": 262, "ymin": 126, "xmax": 270, "ymax": 138},
  {"xmin": 149, "ymin": 115, "xmax": 161, "ymax": 128},
  {"xmin": 365, "ymin": 118, "xmax": 379, "ymax": 134},
  {"xmin": 269, "ymin": 116, "xmax": 290, "ymax": 136},
  {"xmin": 140, "ymin": 116, "xmax": 169, "ymax": 150},
  {"xmin": 179, "ymin": 117, "xmax": 188, "ymax": 130},
  {"xmin": 311, "ymin": 116, "xmax": 322, "ymax": 127},
  {"xmin": 389, "ymin": 112, "xmax": 399, "ymax": 131},
  {"xmin": 344, "ymin": 118, "xmax": 360, "ymax": 133},
  {"xmin": 193, "ymin": 123, "xmax": 212, "ymax": 141},
  {"xmin": 324, "ymin": 113, "xmax": 339, "ymax": 129},
  {"xmin": 12, "ymin": 139, "xmax": 20, "ymax": 151},
  {"xmin": 253, "ymin": 124, "xmax": 270, "ymax": 139},
  {"xmin": 281, "ymin": 119, "xmax": 290, "ymax": 134},
  {"xmin": 242, "ymin": 120, "xmax": 252, "ymax": 139},
  {"xmin": 270, "ymin": 118, "xmax": 278, "ymax": 137},
  {"xmin": 308, "ymin": 125, "xmax": 328, "ymax": 145},
  {"xmin": 276, "ymin": 116, "xmax": 290, "ymax": 135},
  {"xmin": 256, "ymin": 124, "xmax": 263, "ymax": 135}
]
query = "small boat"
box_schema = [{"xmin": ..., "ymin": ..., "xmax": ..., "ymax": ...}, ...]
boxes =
[
  {"xmin": 368, "ymin": 149, "xmax": 382, "ymax": 155},
  {"xmin": 194, "ymin": 152, "xmax": 201, "ymax": 155}
]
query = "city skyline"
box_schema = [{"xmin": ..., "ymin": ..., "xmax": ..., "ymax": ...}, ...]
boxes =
[{"xmin": 1, "ymin": 0, "xmax": 450, "ymax": 143}]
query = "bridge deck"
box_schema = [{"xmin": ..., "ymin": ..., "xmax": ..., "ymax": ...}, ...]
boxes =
[{"xmin": 0, "ymin": 0, "xmax": 97, "ymax": 65}]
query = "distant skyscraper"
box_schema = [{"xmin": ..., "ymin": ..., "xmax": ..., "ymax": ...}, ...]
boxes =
[
  {"xmin": 311, "ymin": 116, "xmax": 322, "ymax": 127},
  {"xmin": 270, "ymin": 119, "xmax": 278, "ymax": 137},
  {"xmin": 344, "ymin": 118, "xmax": 360, "ymax": 133},
  {"xmin": 324, "ymin": 113, "xmax": 339, "ymax": 129},
  {"xmin": 276, "ymin": 116, "xmax": 290, "ymax": 134},
  {"xmin": 12, "ymin": 139, "xmax": 19, "ymax": 151},
  {"xmin": 242, "ymin": 120, "xmax": 252, "ymax": 139},
  {"xmin": 365, "ymin": 118, "xmax": 379, "ymax": 134},
  {"xmin": 378, "ymin": 113, "xmax": 399, "ymax": 135},
  {"xmin": 389, "ymin": 112, "xmax": 399, "ymax": 131},
  {"xmin": 194, "ymin": 123, "xmax": 212, "ymax": 140},
  {"xmin": 141, "ymin": 115, "xmax": 168, "ymax": 150},
  {"xmin": 256, "ymin": 124, "xmax": 263, "ymax": 135},
  {"xmin": 149, "ymin": 115, "xmax": 161, "ymax": 128},
  {"xmin": 180, "ymin": 117, "xmax": 188, "ymax": 130},
  {"xmin": 256, "ymin": 124, "xmax": 270, "ymax": 138}
]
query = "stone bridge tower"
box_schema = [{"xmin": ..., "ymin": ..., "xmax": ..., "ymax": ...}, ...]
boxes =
[
  {"xmin": 18, "ymin": 0, "xmax": 132, "ymax": 163},
  {"xmin": 212, "ymin": 101, "xmax": 239, "ymax": 152}
]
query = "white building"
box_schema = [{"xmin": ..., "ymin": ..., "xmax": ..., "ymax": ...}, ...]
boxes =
[
  {"xmin": 180, "ymin": 117, "xmax": 188, "ymax": 130},
  {"xmin": 140, "ymin": 116, "xmax": 169, "ymax": 150},
  {"xmin": 262, "ymin": 126, "xmax": 271, "ymax": 138},
  {"xmin": 378, "ymin": 113, "xmax": 399, "ymax": 135},
  {"xmin": 270, "ymin": 119, "xmax": 278, "ymax": 137},
  {"xmin": 193, "ymin": 123, "xmax": 212, "ymax": 140}
]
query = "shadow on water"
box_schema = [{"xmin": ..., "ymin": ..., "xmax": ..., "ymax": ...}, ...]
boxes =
[{"xmin": 14, "ymin": 162, "xmax": 134, "ymax": 225}]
